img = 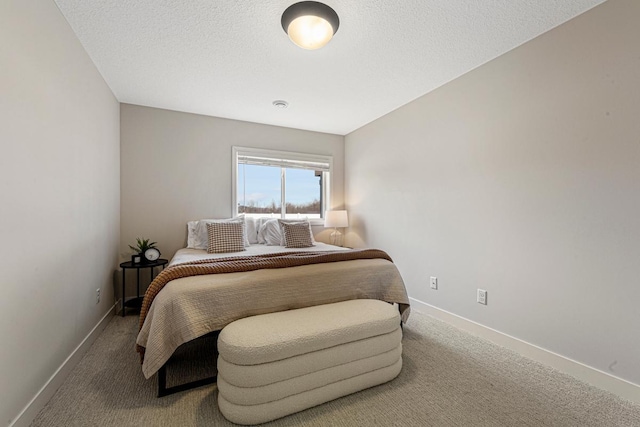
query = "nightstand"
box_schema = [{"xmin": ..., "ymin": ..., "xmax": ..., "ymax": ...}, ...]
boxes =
[{"xmin": 119, "ymin": 259, "xmax": 168, "ymax": 316}]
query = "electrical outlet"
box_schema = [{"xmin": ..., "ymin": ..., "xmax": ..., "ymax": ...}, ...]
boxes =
[
  {"xmin": 96, "ymin": 288, "xmax": 101, "ymax": 304},
  {"xmin": 430, "ymin": 276, "xmax": 438, "ymax": 290},
  {"xmin": 477, "ymin": 289, "xmax": 487, "ymax": 305}
]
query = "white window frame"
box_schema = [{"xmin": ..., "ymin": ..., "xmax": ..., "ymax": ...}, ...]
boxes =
[{"xmin": 232, "ymin": 146, "xmax": 332, "ymax": 225}]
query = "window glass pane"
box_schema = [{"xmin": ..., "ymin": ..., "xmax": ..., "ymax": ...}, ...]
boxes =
[
  {"xmin": 284, "ymin": 168, "xmax": 322, "ymax": 219},
  {"xmin": 234, "ymin": 147, "xmax": 331, "ymax": 220},
  {"xmin": 237, "ymin": 164, "xmax": 281, "ymax": 215}
]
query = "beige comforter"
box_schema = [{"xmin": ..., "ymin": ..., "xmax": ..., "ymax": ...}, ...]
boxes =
[{"xmin": 136, "ymin": 251, "xmax": 410, "ymax": 378}]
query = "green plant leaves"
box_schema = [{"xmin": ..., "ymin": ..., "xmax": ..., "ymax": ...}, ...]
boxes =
[{"xmin": 129, "ymin": 237, "xmax": 157, "ymax": 253}]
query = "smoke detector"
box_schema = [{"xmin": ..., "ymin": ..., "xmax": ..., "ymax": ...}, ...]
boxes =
[{"xmin": 272, "ymin": 100, "xmax": 289, "ymax": 109}]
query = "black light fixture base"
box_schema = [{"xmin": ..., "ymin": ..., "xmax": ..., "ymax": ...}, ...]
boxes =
[{"xmin": 281, "ymin": 1, "xmax": 340, "ymax": 35}]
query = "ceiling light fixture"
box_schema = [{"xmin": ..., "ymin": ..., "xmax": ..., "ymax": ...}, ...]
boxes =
[{"xmin": 281, "ymin": 1, "xmax": 339, "ymax": 50}]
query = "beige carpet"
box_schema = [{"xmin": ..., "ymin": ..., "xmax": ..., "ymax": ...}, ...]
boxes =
[{"xmin": 31, "ymin": 310, "xmax": 639, "ymax": 426}]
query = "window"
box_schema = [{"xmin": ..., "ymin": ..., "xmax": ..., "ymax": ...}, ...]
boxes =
[{"xmin": 232, "ymin": 147, "xmax": 332, "ymax": 222}]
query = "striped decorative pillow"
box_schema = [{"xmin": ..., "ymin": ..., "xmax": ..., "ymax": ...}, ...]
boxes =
[
  {"xmin": 206, "ymin": 221, "xmax": 246, "ymax": 253},
  {"xmin": 280, "ymin": 221, "xmax": 315, "ymax": 248}
]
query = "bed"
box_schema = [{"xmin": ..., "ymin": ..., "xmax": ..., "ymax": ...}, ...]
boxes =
[{"xmin": 135, "ymin": 218, "xmax": 410, "ymax": 394}]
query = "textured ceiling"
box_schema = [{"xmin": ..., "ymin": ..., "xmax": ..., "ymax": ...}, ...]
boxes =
[{"xmin": 53, "ymin": 0, "xmax": 605, "ymax": 135}]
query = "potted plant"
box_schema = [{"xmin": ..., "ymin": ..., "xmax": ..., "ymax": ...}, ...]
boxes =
[{"xmin": 129, "ymin": 237, "xmax": 157, "ymax": 264}]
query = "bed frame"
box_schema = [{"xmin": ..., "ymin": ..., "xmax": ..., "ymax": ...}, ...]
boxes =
[
  {"xmin": 156, "ymin": 330, "xmax": 220, "ymax": 397},
  {"xmin": 157, "ymin": 365, "xmax": 217, "ymax": 397},
  {"xmin": 140, "ymin": 246, "xmax": 408, "ymax": 397}
]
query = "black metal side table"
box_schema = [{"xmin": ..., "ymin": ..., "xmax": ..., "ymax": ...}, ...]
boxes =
[{"xmin": 119, "ymin": 259, "xmax": 168, "ymax": 316}]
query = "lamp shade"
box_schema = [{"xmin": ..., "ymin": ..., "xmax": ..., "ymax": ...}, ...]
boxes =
[
  {"xmin": 324, "ymin": 210, "xmax": 348, "ymax": 228},
  {"xmin": 281, "ymin": 1, "xmax": 340, "ymax": 50}
]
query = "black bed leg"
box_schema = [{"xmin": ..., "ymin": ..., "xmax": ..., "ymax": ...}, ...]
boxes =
[
  {"xmin": 157, "ymin": 365, "xmax": 167, "ymax": 397},
  {"xmin": 156, "ymin": 363, "xmax": 217, "ymax": 397}
]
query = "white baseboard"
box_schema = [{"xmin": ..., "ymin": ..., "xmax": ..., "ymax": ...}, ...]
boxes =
[
  {"xmin": 10, "ymin": 304, "xmax": 116, "ymax": 427},
  {"xmin": 410, "ymin": 297, "xmax": 640, "ymax": 404}
]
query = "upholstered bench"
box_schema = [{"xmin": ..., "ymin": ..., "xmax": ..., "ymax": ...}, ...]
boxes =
[{"xmin": 216, "ymin": 299, "xmax": 403, "ymax": 425}]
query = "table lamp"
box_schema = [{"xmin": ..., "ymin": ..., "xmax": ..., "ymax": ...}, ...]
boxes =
[{"xmin": 324, "ymin": 210, "xmax": 348, "ymax": 246}]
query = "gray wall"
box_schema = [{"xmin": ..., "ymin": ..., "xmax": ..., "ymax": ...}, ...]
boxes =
[
  {"xmin": 345, "ymin": 0, "xmax": 640, "ymax": 386},
  {"xmin": 120, "ymin": 104, "xmax": 344, "ymax": 262},
  {"xmin": 0, "ymin": 0, "xmax": 121, "ymax": 424}
]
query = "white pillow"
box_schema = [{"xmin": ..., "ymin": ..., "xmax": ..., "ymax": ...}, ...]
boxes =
[
  {"xmin": 258, "ymin": 219, "xmax": 283, "ymax": 246},
  {"xmin": 187, "ymin": 220, "xmax": 199, "ymax": 248},
  {"xmin": 187, "ymin": 217, "xmax": 249, "ymax": 249},
  {"xmin": 256, "ymin": 216, "xmax": 276, "ymax": 244},
  {"xmin": 245, "ymin": 216, "xmax": 258, "ymax": 244}
]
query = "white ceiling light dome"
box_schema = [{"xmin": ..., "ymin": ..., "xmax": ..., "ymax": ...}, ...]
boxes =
[{"xmin": 281, "ymin": 1, "xmax": 340, "ymax": 50}]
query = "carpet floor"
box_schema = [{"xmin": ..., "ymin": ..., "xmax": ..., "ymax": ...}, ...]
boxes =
[{"xmin": 31, "ymin": 309, "xmax": 640, "ymax": 426}]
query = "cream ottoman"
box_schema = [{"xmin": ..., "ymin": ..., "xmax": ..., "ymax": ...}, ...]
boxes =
[{"xmin": 217, "ymin": 299, "xmax": 403, "ymax": 425}]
